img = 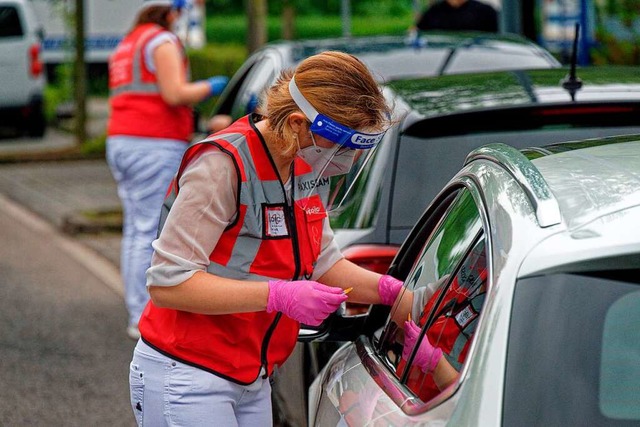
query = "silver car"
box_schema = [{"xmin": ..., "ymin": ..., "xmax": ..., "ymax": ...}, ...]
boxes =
[{"xmin": 308, "ymin": 138, "xmax": 640, "ymax": 426}]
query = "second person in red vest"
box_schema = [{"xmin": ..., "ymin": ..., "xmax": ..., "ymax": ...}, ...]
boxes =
[
  {"xmin": 106, "ymin": 0, "xmax": 228, "ymax": 341},
  {"xmin": 128, "ymin": 51, "xmax": 405, "ymax": 425}
]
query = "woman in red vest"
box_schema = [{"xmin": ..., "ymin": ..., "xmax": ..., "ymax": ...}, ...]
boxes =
[
  {"xmin": 128, "ymin": 51, "xmax": 405, "ymax": 426},
  {"xmin": 106, "ymin": 0, "xmax": 227, "ymax": 340}
]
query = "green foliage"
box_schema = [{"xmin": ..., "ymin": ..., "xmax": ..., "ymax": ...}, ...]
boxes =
[
  {"xmin": 187, "ymin": 43, "xmax": 248, "ymax": 79},
  {"xmin": 187, "ymin": 43, "xmax": 248, "ymax": 114},
  {"xmin": 205, "ymin": 14, "xmax": 413, "ymax": 45},
  {"xmin": 43, "ymin": 85, "xmax": 66, "ymax": 125},
  {"xmin": 43, "ymin": 63, "xmax": 74, "ymax": 125},
  {"xmin": 204, "ymin": 0, "xmax": 415, "ymax": 16},
  {"xmin": 592, "ymin": 1, "xmax": 640, "ymax": 65},
  {"xmin": 80, "ymin": 132, "xmax": 107, "ymax": 156}
]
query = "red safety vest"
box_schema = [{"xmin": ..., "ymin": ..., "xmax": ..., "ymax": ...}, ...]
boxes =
[
  {"xmin": 400, "ymin": 244, "xmax": 487, "ymax": 402},
  {"xmin": 139, "ymin": 115, "xmax": 330, "ymax": 384},
  {"xmin": 107, "ymin": 23, "xmax": 193, "ymax": 142}
]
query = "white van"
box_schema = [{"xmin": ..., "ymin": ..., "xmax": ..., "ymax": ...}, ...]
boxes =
[{"xmin": 0, "ymin": 0, "xmax": 45, "ymax": 137}]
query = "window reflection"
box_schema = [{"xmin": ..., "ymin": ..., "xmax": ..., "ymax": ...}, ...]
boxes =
[{"xmin": 379, "ymin": 189, "xmax": 487, "ymax": 403}]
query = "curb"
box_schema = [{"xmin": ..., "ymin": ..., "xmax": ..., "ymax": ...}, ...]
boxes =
[
  {"xmin": 62, "ymin": 208, "xmax": 123, "ymax": 235},
  {"xmin": 0, "ymin": 193, "xmax": 123, "ymax": 298}
]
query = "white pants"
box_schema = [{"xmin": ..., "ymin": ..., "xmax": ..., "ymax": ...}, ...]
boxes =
[
  {"xmin": 130, "ymin": 340, "xmax": 273, "ymax": 427},
  {"xmin": 106, "ymin": 136, "xmax": 186, "ymax": 327}
]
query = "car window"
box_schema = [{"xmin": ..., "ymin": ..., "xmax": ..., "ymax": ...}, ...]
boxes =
[
  {"xmin": 0, "ymin": 6, "xmax": 23, "ymax": 38},
  {"xmin": 230, "ymin": 54, "xmax": 279, "ymax": 119},
  {"xmin": 391, "ymin": 124, "xmax": 640, "ymax": 230},
  {"xmin": 445, "ymin": 44, "xmax": 558, "ymax": 73},
  {"xmin": 377, "ymin": 188, "xmax": 485, "ymax": 403},
  {"xmin": 504, "ymin": 271, "xmax": 640, "ymax": 426}
]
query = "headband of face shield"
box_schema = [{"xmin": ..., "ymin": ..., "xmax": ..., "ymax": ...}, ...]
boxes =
[
  {"xmin": 288, "ymin": 77, "xmax": 386, "ymax": 149},
  {"xmin": 289, "ymin": 76, "xmax": 387, "ymax": 211}
]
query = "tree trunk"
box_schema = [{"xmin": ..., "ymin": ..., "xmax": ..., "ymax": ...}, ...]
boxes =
[
  {"xmin": 74, "ymin": 0, "xmax": 86, "ymax": 147},
  {"xmin": 282, "ymin": 0, "xmax": 295, "ymax": 40},
  {"xmin": 247, "ymin": 0, "xmax": 267, "ymax": 53}
]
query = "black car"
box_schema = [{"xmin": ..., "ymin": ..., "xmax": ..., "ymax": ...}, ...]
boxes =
[{"xmin": 328, "ymin": 65, "xmax": 640, "ymax": 268}]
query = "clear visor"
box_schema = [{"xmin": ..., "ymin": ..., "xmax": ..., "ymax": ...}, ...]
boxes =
[{"xmin": 289, "ymin": 77, "xmax": 386, "ymax": 211}]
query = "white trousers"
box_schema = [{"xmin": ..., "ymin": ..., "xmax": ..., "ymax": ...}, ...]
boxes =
[
  {"xmin": 106, "ymin": 136, "xmax": 186, "ymax": 327},
  {"xmin": 130, "ymin": 340, "xmax": 273, "ymax": 427}
]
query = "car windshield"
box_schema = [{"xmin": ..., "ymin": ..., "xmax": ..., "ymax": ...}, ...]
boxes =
[
  {"xmin": 0, "ymin": 6, "xmax": 23, "ymax": 38},
  {"xmin": 504, "ymin": 270, "xmax": 640, "ymax": 426}
]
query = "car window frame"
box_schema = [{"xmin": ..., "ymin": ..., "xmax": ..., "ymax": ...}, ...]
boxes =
[
  {"xmin": 399, "ymin": 231, "xmax": 486, "ymax": 387},
  {"xmin": 229, "ymin": 50, "xmax": 282, "ymax": 119},
  {"xmin": 209, "ymin": 53, "xmax": 261, "ymax": 117},
  {"xmin": 370, "ymin": 178, "xmax": 492, "ymax": 416}
]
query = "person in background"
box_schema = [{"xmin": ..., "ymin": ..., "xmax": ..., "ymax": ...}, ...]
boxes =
[
  {"xmin": 106, "ymin": 0, "xmax": 228, "ymax": 340},
  {"xmin": 128, "ymin": 51, "xmax": 405, "ymax": 426},
  {"xmin": 413, "ymin": 0, "xmax": 498, "ymax": 33}
]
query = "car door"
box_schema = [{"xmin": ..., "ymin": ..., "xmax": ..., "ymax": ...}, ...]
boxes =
[{"xmin": 310, "ymin": 184, "xmax": 492, "ymax": 426}]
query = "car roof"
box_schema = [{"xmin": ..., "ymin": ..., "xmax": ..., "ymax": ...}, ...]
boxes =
[
  {"xmin": 263, "ymin": 33, "xmax": 560, "ymax": 81},
  {"xmin": 533, "ymin": 137, "xmax": 640, "ymax": 232},
  {"xmin": 504, "ymin": 138, "xmax": 640, "ymax": 276},
  {"xmin": 389, "ymin": 66, "xmax": 640, "ymax": 132}
]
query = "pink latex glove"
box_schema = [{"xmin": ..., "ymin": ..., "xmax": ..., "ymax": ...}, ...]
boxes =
[
  {"xmin": 403, "ymin": 320, "xmax": 443, "ymax": 373},
  {"xmin": 378, "ymin": 274, "xmax": 403, "ymax": 305},
  {"xmin": 267, "ymin": 280, "xmax": 348, "ymax": 326}
]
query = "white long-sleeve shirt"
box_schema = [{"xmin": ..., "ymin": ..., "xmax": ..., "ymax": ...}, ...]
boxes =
[{"xmin": 146, "ymin": 149, "xmax": 343, "ymax": 287}]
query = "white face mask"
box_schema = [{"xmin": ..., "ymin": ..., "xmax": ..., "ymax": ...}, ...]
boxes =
[{"xmin": 298, "ymin": 133, "xmax": 356, "ymax": 177}]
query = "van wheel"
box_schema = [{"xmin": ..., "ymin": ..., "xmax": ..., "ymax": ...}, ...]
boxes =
[{"xmin": 24, "ymin": 103, "xmax": 46, "ymax": 138}]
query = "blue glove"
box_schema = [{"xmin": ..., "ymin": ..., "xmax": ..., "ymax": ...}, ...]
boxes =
[
  {"xmin": 172, "ymin": 0, "xmax": 188, "ymax": 10},
  {"xmin": 206, "ymin": 76, "xmax": 229, "ymax": 97}
]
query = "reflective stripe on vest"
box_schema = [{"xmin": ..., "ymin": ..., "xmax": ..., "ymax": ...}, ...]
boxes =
[{"xmin": 109, "ymin": 25, "xmax": 164, "ymax": 96}]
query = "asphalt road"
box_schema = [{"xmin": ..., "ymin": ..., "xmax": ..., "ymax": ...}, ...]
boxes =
[{"xmin": 0, "ymin": 198, "xmax": 136, "ymax": 426}]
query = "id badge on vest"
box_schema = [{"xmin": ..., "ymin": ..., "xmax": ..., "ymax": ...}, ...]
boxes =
[{"xmin": 263, "ymin": 203, "xmax": 290, "ymax": 239}]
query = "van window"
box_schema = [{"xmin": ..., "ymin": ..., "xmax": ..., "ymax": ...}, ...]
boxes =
[{"xmin": 0, "ymin": 6, "xmax": 23, "ymax": 38}]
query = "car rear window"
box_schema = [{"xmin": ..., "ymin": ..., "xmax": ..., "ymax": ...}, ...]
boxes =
[
  {"xmin": 504, "ymin": 271, "xmax": 640, "ymax": 426},
  {"xmin": 392, "ymin": 124, "xmax": 640, "ymax": 230},
  {"xmin": 0, "ymin": 6, "xmax": 23, "ymax": 38}
]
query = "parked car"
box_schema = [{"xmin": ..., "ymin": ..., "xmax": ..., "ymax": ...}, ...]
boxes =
[
  {"xmin": 210, "ymin": 33, "xmax": 560, "ymax": 128},
  {"xmin": 0, "ymin": 0, "xmax": 45, "ymax": 137},
  {"xmin": 327, "ymin": 65, "xmax": 640, "ymax": 269},
  {"xmin": 308, "ymin": 137, "xmax": 640, "ymax": 427}
]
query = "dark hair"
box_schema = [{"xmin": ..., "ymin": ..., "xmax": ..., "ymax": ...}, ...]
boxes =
[{"xmin": 132, "ymin": 5, "xmax": 172, "ymax": 31}]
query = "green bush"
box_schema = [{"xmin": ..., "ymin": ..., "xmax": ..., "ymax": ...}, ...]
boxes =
[
  {"xmin": 204, "ymin": 14, "xmax": 413, "ymax": 45},
  {"xmin": 187, "ymin": 43, "xmax": 247, "ymax": 114},
  {"xmin": 187, "ymin": 43, "xmax": 248, "ymax": 79}
]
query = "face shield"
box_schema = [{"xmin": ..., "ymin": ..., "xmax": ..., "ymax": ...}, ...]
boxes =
[{"xmin": 289, "ymin": 77, "xmax": 387, "ymax": 212}]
